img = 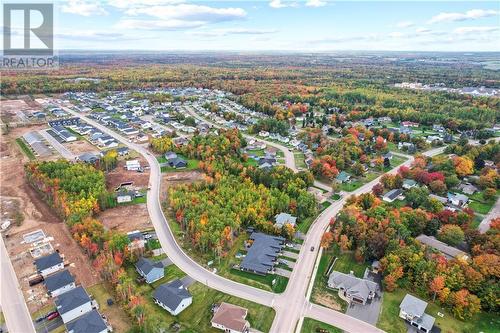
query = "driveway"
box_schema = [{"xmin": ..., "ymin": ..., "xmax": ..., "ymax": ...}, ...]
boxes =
[
  {"xmin": 282, "ymin": 251, "xmax": 298, "ymax": 259},
  {"xmin": 39, "ymin": 129, "xmax": 76, "ymax": 160},
  {"xmin": 275, "ymin": 268, "xmax": 291, "ymax": 278},
  {"xmin": 346, "ymin": 269, "xmax": 383, "ymax": 325}
]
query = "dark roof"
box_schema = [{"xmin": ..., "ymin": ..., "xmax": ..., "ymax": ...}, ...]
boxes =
[
  {"xmin": 136, "ymin": 257, "xmax": 163, "ymax": 275},
  {"xmin": 44, "ymin": 270, "xmax": 74, "ymax": 292},
  {"xmin": 55, "ymin": 286, "xmax": 91, "ymax": 315},
  {"xmin": 127, "ymin": 231, "xmax": 144, "ymax": 242},
  {"xmin": 66, "ymin": 310, "xmax": 107, "ymax": 333},
  {"xmin": 240, "ymin": 232, "xmax": 284, "ymax": 274},
  {"xmin": 35, "ymin": 252, "xmax": 63, "ymax": 271},
  {"xmin": 153, "ymin": 279, "xmax": 191, "ymax": 310},
  {"xmin": 169, "ymin": 157, "xmax": 187, "ymax": 167},
  {"xmin": 383, "ymin": 189, "xmax": 403, "ymax": 201}
]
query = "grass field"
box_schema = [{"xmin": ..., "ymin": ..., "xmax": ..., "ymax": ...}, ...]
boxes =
[
  {"xmin": 16, "ymin": 138, "xmax": 36, "ymax": 159},
  {"xmin": 87, "ymin": 283, "xmax": 133, "ymax": 333},
  {"xmin": 339, "ymin": 171, "xmax": 380, "ymax": 192},
  {"xmin": 377, "ymin": 288, "xmax": 500, "ymax": 333},
  {"xmin": 294, "ymin": 152, "xmax": 307, "ymax": 169},
  {"xmin": 301, "ymin": 318, "xmax": 342, "ymax": 333},
  {"xmin": 468, "ymin": 200, "xmax": 494, "ymax": 215}
]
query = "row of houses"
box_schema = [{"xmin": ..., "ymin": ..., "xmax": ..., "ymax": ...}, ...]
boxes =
[{"xmin": 33, "ymin": 252, "xmax": 110, "ymax": 333}]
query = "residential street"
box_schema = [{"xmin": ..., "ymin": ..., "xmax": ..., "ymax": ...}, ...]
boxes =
[
  {"xmin": 0, "ymin": 236, "xmax": 36, "ymax": 333},
  {"xmin": 478, "ymin": 196, "xmax": 500, "ymax": 233}
]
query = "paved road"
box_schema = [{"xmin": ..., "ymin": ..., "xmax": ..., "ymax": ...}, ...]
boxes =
[
  {"xmin": 478, "ymin": 196, "xmax": 500, "ymax": 233},
  {"xmin": 0, "ymin": 236, "xmax": 36, "ymax": 333},
  {"xmin": 38, "ymin": 129, "xmax": 76, "ymax": 160}
]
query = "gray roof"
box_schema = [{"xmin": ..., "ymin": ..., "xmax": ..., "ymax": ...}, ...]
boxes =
[
  {"xmin": 416, "ymin": 313, "xmax": 436, "ymax": 331},
  {"xmin": 66, "ymin": 310, "xmax": 107, "ymax": 333},
  {"xmin": 429, "ymin": 194, "xmax": 447, "ymax": 204},
  {"xmin": 336, "ymin": 171, "xmax": 351, "ymax": 182},
  {"xmin": 35, "ymin": 252, "xmax": 63, "ymax": 271},
  {"xmin": 400, "ymin": 294, "xmax": 428, "ymax": 317},
  {"xmin": 136, "ymin": 257, "xmax": 163, "ymax": 275},
  {"xmin": 415, "ymin": 234, "xmax": 467, "ymax": 259},
  {"xmin": 55, "ymin": 286, "xmax": 91, "ymax": 315},
  {"xmin": 274, "ymin": 213, "xmax": 297, "ymax": 228},
  {"xmin": 153, "ymin": 279, "xmax": 191, "ymax": 310},
  {"xmin": 78, "ymin": 152, "xmax": 99, "ymax": 163},
  {"xmin": 169, "ymin": 157, "xmax": 187, "ymax": 168},
  {"xmin": 383, "ymin": 189, "xmax": 403, "ymax": 201},
  {"xmin": 240, "ymin": 232, "xmax": 284, "ymax": 274},
  {"xmin": 328, "ymin": 271, "xmax": 378, "ymax": 302},
  {"xmin": 44, "ymin": 270, "xmax": 74, "ymax": 292},
  {"xmin": 403, "ymin": 179, "xmax": 417, "ymax": 186}
]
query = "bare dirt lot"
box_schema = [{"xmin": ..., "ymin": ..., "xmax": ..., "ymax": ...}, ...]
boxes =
[
  {"xmin": 1, "ymin": 127, "xmax": 101, "ymax": 313},
  {"xmin": 1, "ymin": 99, "xmax": 42, "ymax": 123},
  {"xmin": 64, "ymin": 139, "xmax": 99, "ymax": 155},
  {"xmin": 97, "ymin": 204, "xmax": 151, "ymax": 233},
  {"xmin": 160, "ymin": 171, "xmax": 205, "ymax": 201},
  {"xmin": 106, "ymin": 158, "xmax": 150, "ymax": 190}
]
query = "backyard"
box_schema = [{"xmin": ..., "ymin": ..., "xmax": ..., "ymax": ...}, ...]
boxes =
[{"xmin": 157, "ymin": 154, "xmax": 199, "ymax": 172}]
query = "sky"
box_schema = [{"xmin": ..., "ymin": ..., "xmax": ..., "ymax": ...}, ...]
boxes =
[{"xmin": 3, "ymin": 0, "xmax": 500, "ymax": 51}]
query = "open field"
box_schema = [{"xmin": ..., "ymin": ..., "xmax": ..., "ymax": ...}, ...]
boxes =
[{"xmin": 97, "ymin": 203, "xmax": 151, "ymax": 233}]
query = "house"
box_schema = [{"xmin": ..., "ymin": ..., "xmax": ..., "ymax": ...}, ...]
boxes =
[
  {"xmin": 399, "ymin": 294, "xmax": 435, "ymax": 333},
  {"xmin": 336, "ymin": 171, "xmax": 351, "ymax": 183},
  {"xmin": 211, "ymin": 302, "xmax": 250, "ymax": 333},
  {"xmin": 401, "ymin": 121, "xmax": 419, "ymax": 128},
  {"xmin": 55, "ymin": 286, "xmax": 92, "ymax": 323},
  {"xmin": 383, "ymin": 152, "xmax": 393, "ymax": 160},
  {"xmin": 239, "ymin": 232, "xmax": 284, "ymax": 275},
  {"xmin": 135, "ymin": 257, "xmax": 164, "ymax": 284},
  {"xmin": 153, "ymin": 279, "xmax": 192, "ymax": 315},
  {"xmin": 44, "ymin": 270, "xmax": 76, "ymax": 297},
  {"xmin": 274, "ymin": 213, "xmax": 297, "ymax": 229},
  {"xmin": 382, "ymin": 189, "xmax": 404, "ymax": 203},
  {"xmin": 371, "ymin": 260, "xmax": 381, "ymax": 274},
  {"xmin": 327, "ymin": 271, "xmax": 379, "ymax": 305},
  {"xmin": 116, "ymin": 191, "xmax": 134, "ymax": 204},
  {"xmin": 402, "ymin": 179, "xmax": 417, "ymax": 190},
  {"xmin": 66, "ymin": 309, "xmax": 108, "ymax": 333},
  {"xmin": 164, "ymin": 151, "xmax": 178, "ymax": 160},
  {"xmin": 457, "ymin": 183, "xmax": 479, "ymax": 195},
  {"xmin": 77, "ymin": 152, "xmax": 99, "ymax": 164},
  {"xmin": 168, "ymin": 157, "xmax": 187, "ymax": 169},
  {"xmin": 127, "ymin": 230, "xmax": 146, "ymax": 251},
  {"xmin": 415, "ymin": 234, "xmax": 468, "ymax": 260},
  {"xmin": 34, "ymin": 252, "xmax": 64, "ymax": 277},
  {"xmin": 52, "ymin": 125, "xmax": 77, "ymax": 142},
  {"xmin": 429, "ymin": 194, "xmax": 447, "ymax": 205},
  {"xmin": 115, "ymin": 146, "xmax": 129, "ymax": 156},
  {"xmin": 126, "ymin": 160, "xmax": 141, "ymax": 171},
  {"xmin": 447, "ymin": 192, "xmax": 469, "ymax": 208}
]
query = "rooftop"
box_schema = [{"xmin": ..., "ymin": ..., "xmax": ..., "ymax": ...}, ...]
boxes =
[
  {"xmin": 55, "ymin": 286, "xmax": 91, "ymax": 315},
  {"xmin": 44, "ymin": 270, "xmax": 74, "ymax": 292},
  {"xmin": 415, "ymin": 234, "xmax": 467, "ymax": 259},
  {"xmin": 66, "ymin": 310, "xmax": 107, "ymax": 333},
  {"xmin": 211, "ymin": 302, "xmax": 249, "ymax": 332},
  {"xmin": 34, "ymin": 252, "xmax": 63, "ymax": 271},
  {"xmin": 153, "ymin": 279, "xmax": 191, "ymax": 310}
]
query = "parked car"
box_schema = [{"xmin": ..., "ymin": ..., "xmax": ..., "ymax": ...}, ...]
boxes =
[
  {"xmin": 310, "ymin": 246, "xmax": 315, "ymax": 251},
  {"xmin": 46, "ymin": 312, "xmax": 60, "ymax": 321}
]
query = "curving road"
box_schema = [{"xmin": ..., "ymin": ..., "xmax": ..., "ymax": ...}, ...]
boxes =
[{"xmin": 61, "ymin": 104, "xmax": 448, "ymax": 333}]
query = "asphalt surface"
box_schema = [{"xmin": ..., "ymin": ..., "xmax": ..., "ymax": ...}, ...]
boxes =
[
  {"xmin": 61, "ymin": 105, "xmax": 449, "ymax": 333},
  {"xmin": 478, "ymin": 196, "xmax": 500, "ymax": 233},
  {"xmin": 0, "ymin": 236, "xmax": 36, "ymax": 333},
  {"xmin": 38, "ymin": 129, "xmax": 76, "ymax": 160}
]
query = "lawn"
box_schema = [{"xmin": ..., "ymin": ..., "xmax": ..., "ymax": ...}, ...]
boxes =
[
  {"xmin": 310, "ymin": 249, "xmax": 348, "ymax": 312},
  {"xmin": 124, "ymin": 263, "xmax": 276, "ymax": 332},
  {"xmin": 297, "ymin": 216, "xmax": 315, "ymax": 234},
  {"xmin": 468, "ymin": 200, "xmax": 494, "ymax": 215},
  {"xmin": 383, "ymin": 155, "xmax": 408, "ymax": 172},
  {"xmin": 332, "ymin": 252, "xmax": 368, "ymax": 278},
  {"xmin": 301, "ymin": 318, "xmax": 342, "ymax": 333},
  {"xmin": 377, "ymin": 288, "xmax": 500, "ymax": 333},
  {"xmin": 339, "ymin": 171, "xmax": 380, "ymax": 192},
  {"xmin": 87, "ymin": 283, "xmax": 133, "ymax": 333},
  {"xmin": 294, "ymin": 152, "xmax": 307, "ymax": 169},
  {"xmin": 16, "ymin": 138, "xmax": 36, "ymax": 160},
  {"xmin": 157, "ymin": 154, "xmax": 199, "ymax": 172}
]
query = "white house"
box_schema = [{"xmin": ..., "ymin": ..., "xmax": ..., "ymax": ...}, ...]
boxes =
[
  {"xmin": 55, "ymin": 286, "xmax": 93, "ymax": 323},
  {"xmin": 44, "ymin": 270, "xmax": 76, "ymax": 297},
  {"xmin": 117, "ymin": 191, "xmax": 133, "ymax": 203},
  {"xmin": 153, "ymin": 279, "xmax": 192, "ymax": 315},
  {"xmin": 399, "ymin": 294, "xmax": 435, "ymax": 333},
  {"xmin": 34, "ymin": 252, "xmax": 64, "ymax": 278},
  {"xmin": 126, "ymin": 160, "xmax": 141, "ymax": 171}
]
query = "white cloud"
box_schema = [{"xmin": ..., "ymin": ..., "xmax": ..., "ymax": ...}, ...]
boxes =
[
  {"xmin": 388, "ymin": 32, "xmax": 404, "ymax": 38},
  {"xmin": 416, "ymin": 27, "xmax": 432, "ymax": 34},
  {"xmin": 269, "ymin": 0, "xmax": 294, "ymax": 8},
  {"xmin": 396, "ymin": 21, "xmax": 414, "ymax": 28},
  {"xmin": 61, "ymin": 0, "xmax": 107, "ymax": 16},
  {"xmin": 124, "ymin": 4, "xmax": 246, "ymax": 22},
  {"xmin": 108, "ymin": 0, "xmax": 184, "ymax": 9},
  {"xmin": 453, "ymin": 26, "xmax": 499, "ymax": 35},
  {"xmin": 188, "ymin": 28, "xmax": 278, "ymax": 37},
  {"xmin": 55, "ymin": 30, "xmax": 137, "ymax": 41},
  {"xmin": 305, "ymin": 0, "xmax": 327, "ymax": 8},
  {"xmin": 428, "ymin": 9, "xmax": 499, "ymax": 24},
  {"xmin": 115, "ymin": 19, "xmax": 205, "ymax": 30}
]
